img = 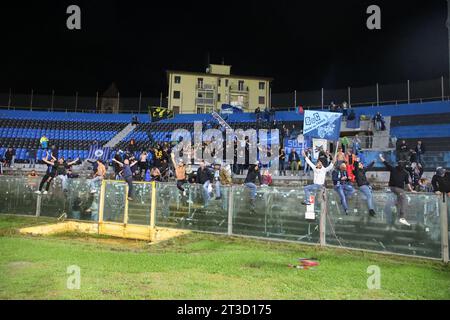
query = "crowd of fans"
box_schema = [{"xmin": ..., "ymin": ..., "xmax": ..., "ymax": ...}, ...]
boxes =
[{"xmin": 0, "ymin": 115, "xmax": 449, "ymax": 221}]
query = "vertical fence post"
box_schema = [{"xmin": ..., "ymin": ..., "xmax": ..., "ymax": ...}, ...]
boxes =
[
  {"xmin": 376, "ymin": 83, "xmax": 379, "ymax": 106},
  {"xmin": 30, "ymin": 89, "xmax": 34, "ymax": 110},
  {"xmin": 117, "ymin": 91, "xmax": 120, "ymax": 112},
  {"xmin": 227, "ymin": 186, "xmax": 234, "ymax": 236},
  {"xmin": 348, "ymin": 86, "xmax": 351, "ymax": 107},
  {"xmin": 319, "ymin": 188, "xmax": 327, "ymax": 247},
  {"xmin": 97, "ymin": 180, "xmax": 106, "ymax": 235},
  {"xmin": 51, "ymin": 90, "xmax": 55, "ymax": 111},
  {"xmin": 150, "ymin": 181, "xmax": 156, "ymax": 229},
  {"xmin": 35, "ymin": 195, "xmax": 42, "ymax": 217},
  {"xmin": 294, "ymin": 90, "xmax": 297, "ymax": 108},
  {"xmin": 95, "ymin": 91, "xmax": 99, "ymax": 112},
  {"xmin": 321, "ymin": 88, "xmax": 324, "ymax": 109},
  {"xmin": 440, "ymin": 195, "xmax": 449, "ymax": 263},
  {"xmin": 75, "ymin": 92, "xmax": 78, "ymax": 112},
  {"xmin": 8, "ymin": 88, "xmax": 11, "ymax": 108},
  {"xmin": 442, "ymin": 76, "xmax": 445, "ymax": 101},
  {"xmin": 407, "ymin": 80, "xmax": 410, "ymax": 104},
  {"xmin": 124, "ymin": 183, "xmax": 129, "ymax": 225},
  {"xmin": 138, "ymin": 91, "xmax": 142, "ymax": 114}
]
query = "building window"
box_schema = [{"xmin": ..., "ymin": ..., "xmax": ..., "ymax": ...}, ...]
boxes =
[
  {"xmin": 259, "ymin": 96, "xmax": 265, "ymax": 105},
  {"xmin": 225, "ymin": 79, "xmax": 229, "ymax": 87},
  {"xmin": 238, "ymin": 80, "xmax": 244, "ymax": 91},
  {"xmin": 198, "ymin": 78, "xmax": 204, "ymax": 88},
  {"xmin": 259, "ymin": 82, "xmax": 265, "ymax": 90},
  {"xmin": 218, "ymin": 93, "xmax": 221, "ymax": 102},
  {"xmin": 173, "ymin": 91, "xmax": 181, "ymax": 99},
  {"xmin": 173, "ymin": 106, "xmax": 180, "ymax": 115},
  {"xmin": 197, "ymin": 107, "xmax": 204, "ymax": 114},
  {"xmin": 218, "ymin": 79, "xmax": 221, "ymax": 87},
  {"xmin": 174, "ymin": 76, "xmax": 181, "ymax": 84}
]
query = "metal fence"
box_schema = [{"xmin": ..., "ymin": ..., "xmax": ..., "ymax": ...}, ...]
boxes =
[
  {"xmin": 0, "ymin": 77, "xmax": 448, "ymax": 114},
  {"xmin": 1, "ymin": 176, "xmax": 448, "ymax": 262}
]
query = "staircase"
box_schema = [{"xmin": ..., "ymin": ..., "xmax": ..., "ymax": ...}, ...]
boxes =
[
  {"xmin": 103, "ymin": 124, "xmax": 136, "ymax": 149},
  {"xmin": 212, "ymin": 112, "xmax": 232, "ymax": 130},
  {"xmin": 371, "ymin": 116, "xmax": 392, "ymax": 150}
]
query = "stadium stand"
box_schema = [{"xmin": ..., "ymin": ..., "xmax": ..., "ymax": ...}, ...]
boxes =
[{"xmin": 1, "ymin": 101, "xmax": 450, "ymax": 170}]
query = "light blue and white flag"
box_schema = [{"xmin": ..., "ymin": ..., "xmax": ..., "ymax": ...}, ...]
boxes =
[{"xmin": 303, "ymin": 111, "xmax": 342, "ymax": 141}]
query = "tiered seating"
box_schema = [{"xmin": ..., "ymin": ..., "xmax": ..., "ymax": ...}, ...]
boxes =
[{"xmin": 0, "ymin": 111, "xmax": 131, "ymax": 162}]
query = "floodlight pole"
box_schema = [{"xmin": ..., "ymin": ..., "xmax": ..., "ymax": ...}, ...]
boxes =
[{"xmin": 447, "ymin": 0, "xmax": 450, "ymax": 91}]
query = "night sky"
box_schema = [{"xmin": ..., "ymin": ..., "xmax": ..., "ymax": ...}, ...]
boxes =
[{"xmin": 0, "ymin": 0, "xmax": 448, "ymax": 97}]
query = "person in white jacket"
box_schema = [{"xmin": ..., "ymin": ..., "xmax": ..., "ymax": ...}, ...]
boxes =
[{"xmin": 301, "ymin": 149, "xmax": 335, "ymax": 205}]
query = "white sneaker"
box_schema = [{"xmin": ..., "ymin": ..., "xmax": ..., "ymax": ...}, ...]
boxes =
[
  {"xmin": 183, "ymin": 190, "xmax": 187, "ymax": 197},
  {"xmin": 34, "ymin": 190, "xmax": 41, "ymax": 194},
  {"xmin": 90, "ymin": 190, "xmax": 97, "ymax": 194},
  {"xmin": 43, "ymin": 191, "xmax": 48, "ymax": 195},
  {"xmin": 399, "ymin": 218, "xmax": 411, "ymax": 227}
]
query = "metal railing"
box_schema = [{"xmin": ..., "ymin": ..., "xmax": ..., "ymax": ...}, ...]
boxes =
[{"xmin": 1, "ymin": 176, "xmax": 448, "ymax": 262}]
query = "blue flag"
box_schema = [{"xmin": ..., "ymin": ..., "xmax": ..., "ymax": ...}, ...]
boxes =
[
  {"xmin": 303, "ymin": 111, "xmax": 342, "ymax": 141},
  {"xmin": 87, "ymin": 146, "xmax": 111, "ymax": 162}
]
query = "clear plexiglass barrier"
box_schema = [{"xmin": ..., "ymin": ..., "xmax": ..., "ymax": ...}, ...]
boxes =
[{"xmin": 0, "ymin": 176, "xmax": 448, "ymax": 260}]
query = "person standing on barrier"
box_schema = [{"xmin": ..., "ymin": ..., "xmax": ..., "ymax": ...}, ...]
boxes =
[
  {"xmin": 35, "ymin": 153, "xmax": 57, "ymax": 194},
  {"xmin": 379, "ymin": 154, "xmax": 416, "ymax": 227},
  {"xmin": 123, "ymin": 158, "xmax": 138, "ymax": 201},
  {"xmin": 332, "ymin": 163, "xmax": 355, "ymax": 215},
  {"xmin": 89, "ymin": 159, "xmax": 106, "ymax": 193},
  {"xmin": 432, "ymin": 167, "xmax": 450, "ymax": 196},
  {"xmin": 196, "ymin": 160, "xmax": 213, "ymax": 207},
  {"xmin": 301, "ymin": 150, "xmax": 335, "ymax": 205},
  {"xmin": 353, "ymin": 159, "xmax": 376, "ymax": 217},
  {"xmin": 244, "ymin": 162, "xmax": 262, "ymax": 211},
  {"xmin": 171, "ymin": 152, "xmax": 187, "ymax": 197}
]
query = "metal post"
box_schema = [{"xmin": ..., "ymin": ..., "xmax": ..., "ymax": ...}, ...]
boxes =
[
  {"xmin": 321, "ymin": 88, "xmax": 324, "ymax": 109},
  {"xmin": 376, "ymin": 83, "xmax": 379, "ymax": 106},
  {"xmin": 124, "ymin": 183, "xmax": 129, "ymax": 225},
  {"xmin": 407, "ymin": 80, "xmax": 410, "ymax": 104},
  {"xmin": 30, "ymin": 89, "xmax": 34, "ymax": 110},
  {"xmin": 348, "ymin": 87, "xmax": 351, "ymax": 107},
  {"xmin": 160, "ymin": 92, "xmax": 163, "ymax": 108},
  {"xmin": 150, "ymin": 181, "xmax": 156, "ymax": 229},
  {"xmin": 440, "ymin": 195, "xmax": 449, "ymax": 263},
  {"xmin": 117, "ymin": 92, "xmax": 120, "ymax": 112},
  {"xmin": 227, "ymin": 186, "xmax": 234, "ymax": 236},
  {"xmin": 51, "ymin": 90, "xmax": 55, "ymax": 111},
  {"xmin": 319, "ymin": 188, "xmax": 327, "ymax": 247},
  {"xmin": 95, "ymin": 91, "xmax": 99, "ymax": 112},
  {"xmin": 35, "ymin": 195, "xmax": 41, "ymax": 217},
  {"xmin": 138, "ymin": 91, "xmax": 142, "ymax": 113},
  {"xmin": 294, "ymin": 90, "xmax": 297, "ymax": 107},
  {"xmin": 8, "ymin": 88, "xmax": 11, "ymax": 108},
  {"xmin": 442, "ymin": 76, "xmax": 445, "ymax": 101},
  {"xmin": 75, "ymin": 92, "xmax": 78, "ymax": 112}
]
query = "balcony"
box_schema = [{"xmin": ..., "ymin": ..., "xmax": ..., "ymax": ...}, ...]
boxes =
[
  {"xmin": 196, "ymin": 84, "xmax": 216, "ymax": 91},
  {"xmin": 229, "ymin": 85, "xmax": 249, "ymax": 93},
  {"xmin": 196, "ymin": 98, "xmax": 216, "ymax": 105}
]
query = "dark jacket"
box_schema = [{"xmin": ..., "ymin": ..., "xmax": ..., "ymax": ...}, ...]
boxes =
[
  {"xmin": 431, "ymin": 173, "xmax": 450, "ymax": 193},
  {"xmin": 196, "ymin": 167, "xmax": 213, "ymax": 184},
  {"xmin": 383, "ymin": 161, "xmax": 410, "ymax": 189},
  {"xmin": 353, "ymin": 161, "xmax": 375, "ymax": 187},
  {"xmin": 332, "ymin": 169, "xmax": 350, "ymax": 186},
  {"xmin": 288, "ymin": 151, "xmax": 300, "ymax": 162},
  {"xmin": 244, "ymin": 165, "xmax": 262, "ymax": 184}
]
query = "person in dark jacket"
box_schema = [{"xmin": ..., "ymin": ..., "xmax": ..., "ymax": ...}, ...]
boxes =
[
  {"xmin": 244, "ymin": 163, "xmax": 262, "ymax": 210},
  {"xmin": 27, "ymin": 148, "xmax": 37, "ymax": 168},
  {"xmin": 414, "ymin": 141, "xmax": 425, "ymax": 166},
  {"xmin": 288, "ymin": 149, "xmax": 300, "ymax": 176},
  {"xmin": 353, "ymin": 160, "xmax": 376, "ymax": 217},
  {"xmin": 279, "ymin": 148, "xmax": 286, "ymax": 176},
  {"xmin": 379, "ymin": 154, "xmax": 416, "ymax": 227},
  {"xmin": 196, "ymin": 160, "xmax": 213, "ymax": 206},
  {"xmin": 332, "ymin": 163, "xmax": 355, "ymax": 215},
  {"xmin": 431, "ymin": 167, "xmax": 450, "ymax": 196},
  {"xmin": 396, "ymin": 140, "xmax": 410, "ymax": 163}
]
